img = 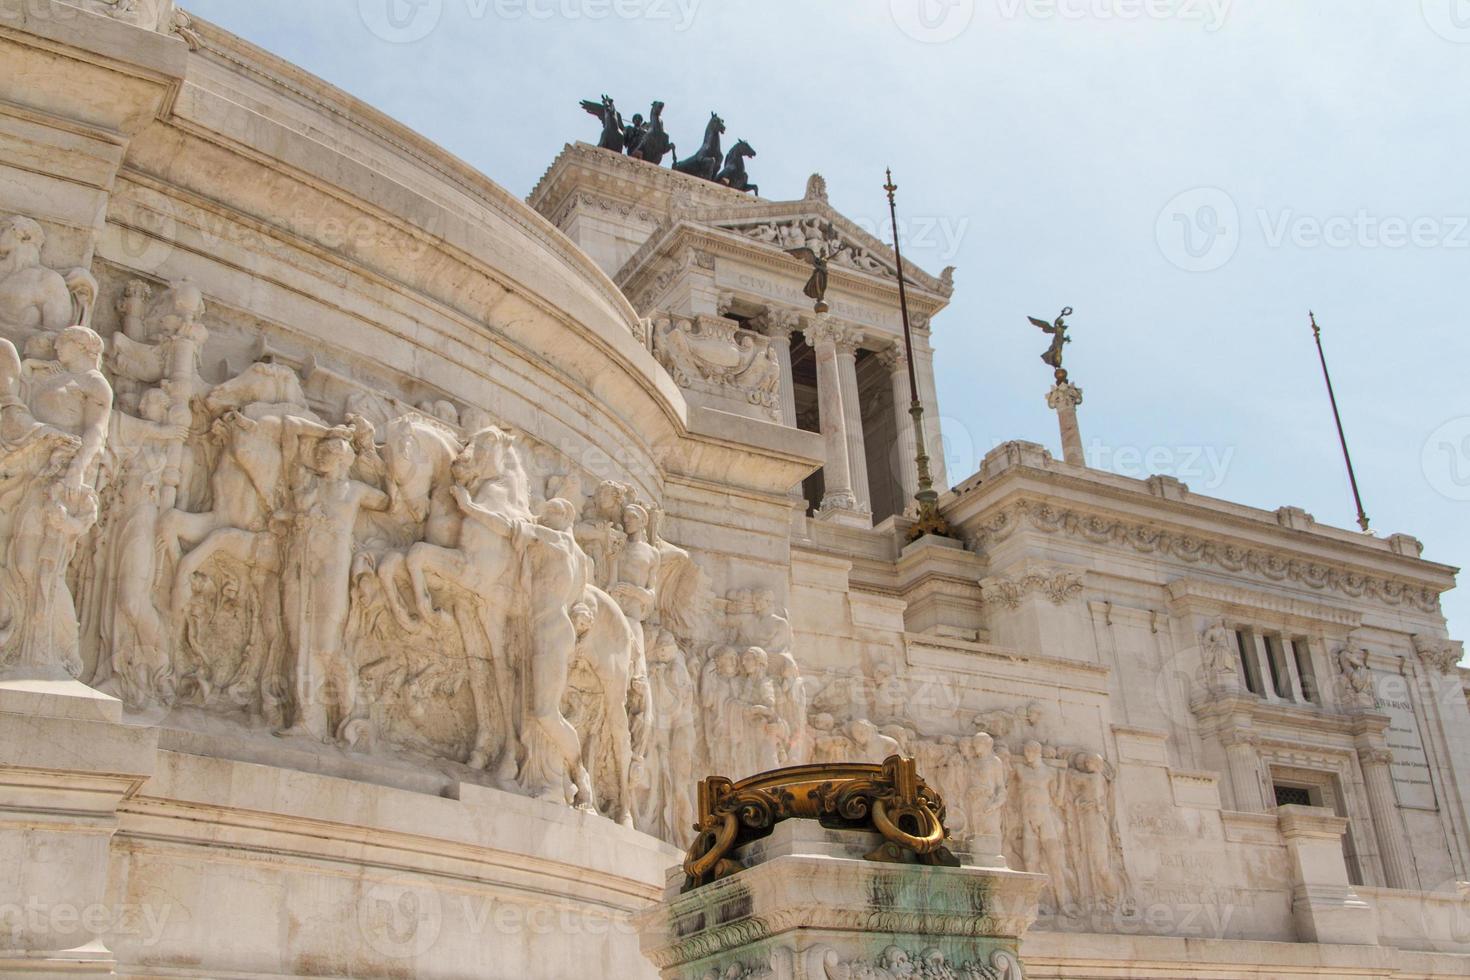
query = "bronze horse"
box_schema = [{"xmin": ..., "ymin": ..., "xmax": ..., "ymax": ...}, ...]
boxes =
[
  {"xmin": 632, "ymin": 101, "xmax": 672, "ymax": 166},
  {"xmin": 673, "ymin": 112, "xmax": 725, "ymax": 181},
  {"xmin": 580, "ymin": 94, "xmax": 624, "ymax": 153},
  {"xmin": 716, "ymin": 140, "xmax": 757, "ymax": 195}
]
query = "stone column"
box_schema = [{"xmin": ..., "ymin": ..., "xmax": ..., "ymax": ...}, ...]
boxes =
[
  {"xmin": 759, "ymin": 308, "xmax": 801, "ymax": 428},
  {"xmin": 1221, "ymin": 729, "xmax": 1268, "ymax": 811},
  {"xmin": 834, "ymin": 330, "xmax": 872, "ymax": 516},
  {"xmin": 1356, "ymin": 744, "xmax": 1416, "ymax": 889},
  {"xmin": 879, "ymin": 345, "xmax": 919, "ymax": 509},
  {"xmin": 1047, "ymin": 380, "xmax": 1085, "ymax": 466},
  {"xmin": 805, "ymin": 318, "xmax": 865, "ymax": 524},
  {"xmin": 911, "ymin": 325, "xmax": 948, "ymax": 490}
]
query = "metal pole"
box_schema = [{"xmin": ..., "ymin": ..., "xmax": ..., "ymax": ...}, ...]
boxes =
[
  {"xmin": 885, "ymin": 169, "xmax": 952, "ymax": 540},
  {"xmin": 1310, "ymin": 311, "xmax": 1370, "ymax": 533}
]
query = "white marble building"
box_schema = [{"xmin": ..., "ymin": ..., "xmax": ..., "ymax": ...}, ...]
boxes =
[{"xmin": 0, "ymin": 4, "xmax": 1466, "ymax": 978}]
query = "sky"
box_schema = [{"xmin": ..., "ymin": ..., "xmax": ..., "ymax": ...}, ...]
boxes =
[{"xmin": 181, "ymin": 0, "xmax": 1470, "ymax": 655}]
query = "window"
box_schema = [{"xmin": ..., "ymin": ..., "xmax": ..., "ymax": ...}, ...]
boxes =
[
  {"xmin": 1263, "ymin": 634, "xmax": 1293, "ymax": 700},
  {"xmin": 1292, "ymin": 639, "xmax": 1318, "ymax": 703},
  {"xmin": 1235, "ymin": 629, "xmax": 1264, "ymax": 695},
  {"xmin": 1274, "ymin": 784, "xmax": 1315, "ymax": 807}
]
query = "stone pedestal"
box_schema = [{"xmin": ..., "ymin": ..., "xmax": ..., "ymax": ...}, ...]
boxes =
[
  {"xmin": 0, "ymin": 679, "xmax": 159, "ymax": 977},
  {"xmin": 638, "ymin": 821, "xmax": 1042, "ymax": 979},
  {"xmin": 1277, "ymin": 804, "xmax": 1377, "ymax": 946}
]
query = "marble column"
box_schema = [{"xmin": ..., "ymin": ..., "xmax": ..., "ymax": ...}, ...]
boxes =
[
  {"xmin": 1047, "ymin": 380, "xmax": 1085, "ymax": 466},
  {"xmin": 879, "ymin": 345, "xmax": 919, "ymax": 509},
  {"xmin": 805, "ymin": 318, "xmax": 862, "ymax": 522},
  {"xmin": 911, "ymin": 325, "xmax": 948, "ymax": 491},
  {"xmin": 759, "ymin": 308, "xmax": 800, "ymax": 428},
  {"xmin": 1356, "ymin": 744, "xmax": 1416, "ymax": 889},
  {"xmin": 834, "ymin": 330, "xmax": 872, "ymax": 516},
  {"xmin": 1221, "ymin": 729, "xmax": 1268, "ymax": 811}
]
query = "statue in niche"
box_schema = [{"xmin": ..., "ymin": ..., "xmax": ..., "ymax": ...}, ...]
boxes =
[
  {"xmin": 276, "ymin": 417, "xmax": 391, "ymax": 744},
  {"xmin": 0, "ymin": 215, "xmax": 97, "ymax": 348},
  {"xmin": 0, "ymin": 327, "xmax": 111, "ymax": 681},
  {"xmin": 963, "ymin": 732, "xmax": 1008, "ymax": 842},
  {"xmin": 1012, "ymin": 740, "xmax": 1075, "ymax": 914},
  {"xmin": 1200, "ymin": 618, "xmax": 1237, "ymax": 678},
  {"xmin": 1065, "ymin": 751, "xmax": 1128, "ymax": 913},
  {"xmin": 1335, "ymin": 635, "xmax": 1374, "ymax": 706}
]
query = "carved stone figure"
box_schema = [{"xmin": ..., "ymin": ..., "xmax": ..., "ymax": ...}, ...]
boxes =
[
  {"xmin": 1200, "ymin": 618, "xmax": 1237, "ymax": 677},
  {"xmin": 733, "ymin": 646, "xmax": 782, "ymax": 777},
  {"xmin": 847, "ymin": 718, "xmax": 902, "ymax": 765},
  {"xmin": 1335, "ymin": 636, "xmax": 1374, "ymax": 707},
  {"xmin": 730, "ymin": 587, "xmax": 794, "ymax": 655},
  {"xmin": 1066, "ymin": 752, "xmax": 1127, "ymax": 912},
  {"xmin": 701, "ymin": 645, "xmax": 742, "ymax": 775},
  {"xmin": 610, "ymin": 503, "xmax": 661, "ymax": 648},
  {"xmin": 564, "ymin": 585, "xmax": 637, "ymax": 826},
  {"xmin": 643, "ymin": 628, "xmax": 696, "ymax": 843},
  {"xmin": 575, "ymin": 479, "xmax": 633, "ymax": 590},
  {"xmin": 771, "ymin": 650, "xmax": 808, "ymax": 765},
  {"xmin": 0, "ymin": 215, "xmax": 97, "ymax": 347},
  {"xmin": 1013, "ymin": 739, "xmax": 1074, "ymax": 913},
  {"xmin": 0, "ymin": 327, "xmax": 112, "ymax": 681},
  {"xmin": 963, "ymin": 732, "xmax": 1008, "ymax": 841},
  {"xmin": 809, "ymin": 712, "xmax": 853, "ymax": 764}
]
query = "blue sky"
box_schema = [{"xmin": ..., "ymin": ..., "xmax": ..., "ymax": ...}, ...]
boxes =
[{"xmin": 181, "ymin": 0, "xmax": 1470, "ymax": 654}]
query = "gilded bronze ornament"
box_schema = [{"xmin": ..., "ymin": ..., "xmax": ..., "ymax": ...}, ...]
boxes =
[{"xmin": 680, "ymin": 755, "xmax": 959, "ymax": 892}]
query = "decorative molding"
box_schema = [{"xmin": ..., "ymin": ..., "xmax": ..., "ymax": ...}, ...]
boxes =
[
  {"xmin": 980, "ymin": 566, "xmax": 1085, "ymax": 610},
  {"xmin": 972, "ymin": 501, "xmax": 1443, "ymax": 614}
]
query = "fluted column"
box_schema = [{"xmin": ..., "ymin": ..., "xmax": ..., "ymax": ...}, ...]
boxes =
[
  {"xmin": 805, "ymin": 317, "xmax": 861, "ymax": 520},
  {"xmin": 834, "ymin": 330, "xmax": 872, "ymax": 516},
  {"xmin": 759, "ymin": 308, "xmax": 800, "ymax": 427},
  {"xmin": 879, "ymin": 345, "xmax": 919, "ymax": 509},
  {"xmin": 1221, "ymin": 729, "xmax": 1268, "ymax": 811},
  {"xmin": 911, "ymin": 324, "xmax": 948, "ymax": 490},
  {"xmin": 1356, "ymin": 744, "xmax": 1416, "ymax": 888}
]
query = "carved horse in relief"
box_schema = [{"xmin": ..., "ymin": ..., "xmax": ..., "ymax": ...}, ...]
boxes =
[
  {"xmin": 716, "ymin": 139, "xmax": 758, "ymax": 195},
  {"xmin": 580, "ymin": 94, "xmax": 625, "ymax": 153},
  {"xmin": 673, "ymin": 112, "xmax": 725, "ymax": 181}
]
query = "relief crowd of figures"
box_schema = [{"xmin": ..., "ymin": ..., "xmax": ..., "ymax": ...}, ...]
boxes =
[
  {"xmin": 0, "ymin": 213, "xmax": 1127, "ymax": 913},
  {"xmin": 581, "ymin": 95, "xmax": 759, "ymax": 195}
]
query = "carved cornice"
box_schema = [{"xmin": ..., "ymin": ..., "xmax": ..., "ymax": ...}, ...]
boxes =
[
  {"xmin": 1165, "ymin": 578, "xmax": 1364, "ymax": 630},
  {"xmin": 972, "ymin": 500, "xmax": 1442, "ymax": 614}
]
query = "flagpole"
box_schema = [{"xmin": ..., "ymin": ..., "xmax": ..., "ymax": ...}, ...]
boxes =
[
  {"xmin": 885, "ymin": 169, "xmax": 953, "ymax": 541},
  {"xmin": 1310, "ymin": 311, "xmax": 1371, "ymax": 533}
]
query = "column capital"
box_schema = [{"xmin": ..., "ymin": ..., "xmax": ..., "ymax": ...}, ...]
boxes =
[
  {"xmin": 755, "ymin": 307, "xmax": 802, "ymax": 340},
  {"xmin": 1358, "ymin": 746, "xmax": 1395, "ymax": 768},
  {"xmin": 1046, "ymin": 381, "xmax": 1084, "ymax": 411},
  {"xmin": 804, "ymin": 318, "xmax": 849, "ymax": 350},
  {"xmin": 877, "ymin": 343, "xmax": 908, "ymax": 373}
]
